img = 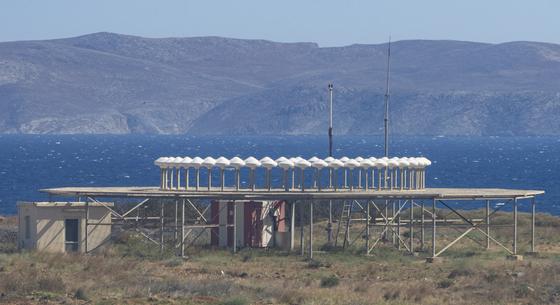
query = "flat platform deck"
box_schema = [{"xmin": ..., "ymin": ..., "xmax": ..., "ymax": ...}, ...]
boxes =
[{"xmin": 41, "ymin": 186, "xmax": 544, "ymax": 201}]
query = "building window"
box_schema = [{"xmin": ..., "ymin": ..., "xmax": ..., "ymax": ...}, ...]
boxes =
[{"xmin": 24, "ymin": 216, "xmax": 30, "ymax": 239}]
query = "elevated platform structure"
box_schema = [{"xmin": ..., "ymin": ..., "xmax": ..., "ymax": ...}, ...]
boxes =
[
  {"xmin": 41, "ymin": 186, "xmax": 544, "ymax": 261},
  {"xmin": 42, "ymin": 186, "xmax": 543, "ymax": 201}
]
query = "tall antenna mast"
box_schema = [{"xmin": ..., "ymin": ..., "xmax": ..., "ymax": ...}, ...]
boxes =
[
  {"xmin": 328, "ymin": 83, "xmax": 334, "ymax": 157},
  {"xmin": 383, "ymin": 37, "xmax": 391, "ymax": 157}
]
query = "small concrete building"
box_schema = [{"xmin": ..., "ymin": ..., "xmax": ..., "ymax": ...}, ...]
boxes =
[
  {"xmin": 17, "ymin": 201, "xmax": 112, "ymax": 253},
  {"xmin": 210, "ymin": 200, "xmax": 289, "ymax": 249}
]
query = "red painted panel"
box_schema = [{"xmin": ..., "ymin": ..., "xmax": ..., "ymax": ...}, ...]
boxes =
[{"xmin": 244, "ymin": 201, "xmax": 263, "ymax": 247}]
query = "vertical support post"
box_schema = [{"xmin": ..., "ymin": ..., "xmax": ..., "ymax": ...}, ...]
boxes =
[
  {"xmin": 421, "ymin": 201, "xmax": 425, "ymax": 250},
  {"xmin": 486, "ymin": 200, "xmax": 490, "ymax": 250},
  {"xmin": 181, "ymin": 199, "xmax": 185, "ymax": 257},
  {"xmin": 84, "ymin": 198, "xmax": 89, "ymax": 254},
  {"xmin": 160, "ymin": 168, "xmax": 165, "ymax": 189},
  {"xmin": 431, "ymin": 198, "xmax": 436, "ymax": 258},
  {"xmin": 309, "ymin": 200, "xmax": 313, "ymax": 259},
  {"xmin": 383, "ymin": 200, "xmax": 388, "ymax": 241},
  {"xmin": 513, "ymin": 197, "xmax": 518, "ymax": 255},
  {"xmin": 160, "ymin": 201, "xmax": 164, "ymax": 254},
  {"xmin": 409, "ymin": 200, "xmax": 414, "ymax": 253},
  {"xmin": 174, "ymin": 199, "xmax": 178, "ymax": 242},
  {"xmin": 207, "ymin": 168, "xmax": 212, "ymax": 191},
  {"xmin": 290, "ymin": 201, "xmax": 295, "ymax": 251},
  {"xmin": 176, "ymin": 168, "xmax": 181, "ymax": 190},
  {"xmin": 531, "ymin": 197, "xmax": 536, "ymax": 253},
  {"xmin": 300, "ymin": 202, "xmax": 305, "ymax": 256},
  {"xmin": 327, "ymin": 200, "xmax": 333, "ymax": 245},
  {"xmin": 185, "ymin": 168, "xmax": 189, "ymax": 191},
  {"xmin": 366, "ymin": 200, "xmax": 370, "ymax": 254},
  {"xmin": 233, "ymin": 201, "xmax": 237, "ymax": 253},
  {"xmin": 397, "ymin": 200, "xmax": 401, "ymax": 250}
]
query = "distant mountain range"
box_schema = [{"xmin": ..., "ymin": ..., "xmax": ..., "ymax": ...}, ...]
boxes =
[{"xmin": 1, "ymin": 32, "xmax": 559, "ymax": 135}]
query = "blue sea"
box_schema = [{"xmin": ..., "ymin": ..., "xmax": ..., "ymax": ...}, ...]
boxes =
[{"xmin": 0, "ymin": 135, "xmax": 558, "ymax": 215}]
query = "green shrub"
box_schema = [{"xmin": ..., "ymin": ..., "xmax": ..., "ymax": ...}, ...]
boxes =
[{"xmin": 320, "ymin": 275, "xmax": 340, "ymax": 288}]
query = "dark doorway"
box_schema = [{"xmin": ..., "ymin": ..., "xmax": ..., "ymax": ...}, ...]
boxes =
[{"xmin": 64, "ymin": 219, "xmax": 79, "ymax": 252}]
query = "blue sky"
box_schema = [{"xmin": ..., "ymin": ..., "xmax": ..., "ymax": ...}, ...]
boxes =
[{"xmin": 1, "ymin": 0, "xmax": 558, "ymax": 46}]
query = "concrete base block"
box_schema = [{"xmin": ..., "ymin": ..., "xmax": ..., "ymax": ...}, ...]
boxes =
[
  {"xmin": 507, "ymin": 255, "xmax": 524, "ymax": 261},
  {"xmin": 525, "ymin": 252, "xmax": 539, "ymax": 257},
  {"xmin": 426, "ymin": 257, "xmax": 443, "ymax": 263},
  {"xmin": 405, "ymin": 252, "xmax": 419, "ymax": 257}
]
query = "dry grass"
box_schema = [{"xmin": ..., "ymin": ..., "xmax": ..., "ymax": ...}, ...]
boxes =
[{"xmin": 1, "ymin": 212, "xmax": 560, "ymax": 304}]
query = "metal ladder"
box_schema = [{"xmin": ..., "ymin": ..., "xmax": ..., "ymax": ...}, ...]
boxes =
[{"xmin": 334, "ymin": 200, "xmax": 353, "ymax": 248}]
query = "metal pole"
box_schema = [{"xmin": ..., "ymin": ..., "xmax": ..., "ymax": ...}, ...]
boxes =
[
  {"xmin": 160, "ymin": 168, "xmax": 164, "ymax": 189},
  {"xmin": 220, "ymin": 168, "xmax": 225, "ymax": 191},
  {"xmin": 233, "ymin": 201, "xmax": 237, "ymax": 253},
  {"xmin": 366, "ymin": 200, "xmax": 370, "ymax": 254},
  {"xmin": 309, "ymin": 201, "xmax": 313, "ymax": 259},
  {"xmin": 174, "ymin": 199, "xmax": 178, "ymax": 242},
  {"xmin": 486, "ymin": 200, "xmax": 490, "ymax": 250},
  {"xmin": 513, "ymin": 198, "xmax": 518, "ymax": 255},
  {"xmin": 397, "ymin": 200, "xmax": 401, "ymax": 250},
  {"xmin": 207, "ymin": 168, "xmax": 212, "ymax": 191},
  {"xmin": 290, "ymin": 201, "xmax": 295, "ymax": 251},
  {"xmin": 300, "ymin": 168, "xmax": 305, "ymax": 191},
  {"xmin": 531, "ymin": 197, "xmax": 536, "ymax": 253},
  {"xmin": 300, "ymin": 202, "xmax": 305, "ymax": 256},
  {"xmin": 421, "ymin": 201, "xmax": 425, "ymax": 250},
  {"xmin": 328, "ymin": 83, "xmax": 333, "ymax": 157},
  {"xmin": 84, "ymin": 198, "xmax": 89, "ymax": 253},
  {"xmin": 431, "ymin": 198, "xmax": 436, "ymax": 258},
  {"xmin": 181, "ymin": 199, "xmax": 185, "ymax": 257},
  {"xmin": 185, "ymin": 168, "xmax": 189, "ymax": 191},
  {"xmin": 383, "ymin": 38, "xmax": 391, "ymax": 157},
  {"xmin": 327, "ymin": 199, "xmax": 333, "ymax": 245},
  {"xmin": 176, "ymin": 168, "xmax": 181, "ymax": 190},
  {"xmin": 160, "ymin": 201, "xmax": 164, "ymax": 254},
  {"xmin": 409, "ymin": 200, "xmax": 414, "ymax": 253}
]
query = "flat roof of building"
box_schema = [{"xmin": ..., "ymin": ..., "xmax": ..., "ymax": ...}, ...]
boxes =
[
  {"xmin": 17, "ymin": 201, "xmax": 114, "ymax": 207},
  {"xmin": 40, "ymin": 186, "xmax": 544, "ymax": 201}
]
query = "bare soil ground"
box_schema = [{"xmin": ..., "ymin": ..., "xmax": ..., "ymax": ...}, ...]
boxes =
[{"xmin": 1, "ymin": 212, "xmax": 560, "ymax": 305}]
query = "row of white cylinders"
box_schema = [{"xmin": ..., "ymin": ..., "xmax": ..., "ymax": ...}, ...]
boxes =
[{"xmin": 154, "ymin": 156, "xmax": 431, "ymax": 192}]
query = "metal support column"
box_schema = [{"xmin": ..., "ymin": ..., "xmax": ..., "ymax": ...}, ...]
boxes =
[
  {"xmin": 397, "ymin": 200, "xmax": 401, "ymax": 250},
  {"xmin": 160, "ymin": 201, "xmax": 164, "ymax": 254},
  {"xmin": 233, "ymin": 201, "xmax": 237, "ymax": 253},
  {"xmin": 513, "ymin": 198, "xmax": 518, "ymax": 255},
  {"xmin": 309, "ymin": 201, "xmax": 313, "ymax": 259},
  {"xmin": 300, "ymin": 201, "xmax": 305, "ymax": 256},
  {"xmin": 366, "ymin": 200, "xmax": 370, "ymax": 254},
  {"xmin": 431, "ymin": 198, "xmax": 436, "ymax": 258},
  {"xmin": 181, "ymin": 199, "xmax": 185, "ymax": 257},
  {"xmin": 174, "ymin": 199, "xmax": 178, "ymax": 242},
  {"xmin": 531, "ymin": 197, "xmax": 536, "ymax": 253},
  {"xmin": 420, "ymin": 201, "xmax": 425, "ymax": 250},
  {"xmin": 290, "ymin": 201, "xmax": 295, "ymax": 251},
  {"xmin": 84, "ymin": 198, "xmax": 89, "ymax": 254},
  {"xmin": 486, "ymin": 200, "xmax": 490, "ymax": 250},
  {"xmin": 409, "ymin": 200, "xmax": 414, "ymax": 253}
]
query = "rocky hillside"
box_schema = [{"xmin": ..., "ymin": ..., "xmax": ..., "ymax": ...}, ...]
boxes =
[{"xmin": 1, "ymin": 32, "xmax": 559, "ymax": 135}]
